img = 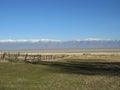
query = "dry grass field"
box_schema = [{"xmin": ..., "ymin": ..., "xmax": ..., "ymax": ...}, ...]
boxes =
[{"xmin": 0, "ymin": 49, "xmax": 120, "ymax": 90}]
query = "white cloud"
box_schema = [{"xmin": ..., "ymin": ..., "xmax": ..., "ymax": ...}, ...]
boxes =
[
  {"xmin": 83, "ymin": 38, "xmax": 112, "ymax": 41},
  {"xmin": 0, "ymin": 39, "xmax": 62, "ymax": 43}
]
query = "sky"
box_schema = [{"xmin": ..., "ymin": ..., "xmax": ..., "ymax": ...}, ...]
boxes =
[{"xmin": 0, "ymin": 0, "xmax": 120, "ymax": 40}]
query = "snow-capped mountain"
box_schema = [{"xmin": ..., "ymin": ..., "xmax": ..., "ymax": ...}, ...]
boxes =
[{"xmin": 0, "ymin": 39, "xmax": 120, "ymax": 50}]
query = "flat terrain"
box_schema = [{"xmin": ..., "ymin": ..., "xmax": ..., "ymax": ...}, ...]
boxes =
[{"xmin": 0, "ymin": 50, "xmax": 120, "ymax": 90}]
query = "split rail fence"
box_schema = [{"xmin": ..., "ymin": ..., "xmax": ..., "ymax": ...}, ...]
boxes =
[{"xmin": 0, "ymin": 52, "xmax": 68, "ymax": 63}]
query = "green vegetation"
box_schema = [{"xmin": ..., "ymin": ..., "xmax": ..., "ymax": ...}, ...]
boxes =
[{"xmin": 0, "ymin": 59, "xmax": 120, "ymax": 90}]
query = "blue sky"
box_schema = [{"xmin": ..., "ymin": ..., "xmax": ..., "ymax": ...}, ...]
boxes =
[{"xmin": 0, "ymin": 0, "xmax": 120, "ymax": 40}]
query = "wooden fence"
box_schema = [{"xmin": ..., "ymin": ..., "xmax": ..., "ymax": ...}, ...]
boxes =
[{"xmin": 0, "ymin": 52, "xmax": 68, "ymax": 63}]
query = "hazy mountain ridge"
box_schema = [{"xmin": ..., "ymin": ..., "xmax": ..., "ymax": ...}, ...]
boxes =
[{"xmin": 0, "ymin": 39, "xmax": 120, "ymax": 50}]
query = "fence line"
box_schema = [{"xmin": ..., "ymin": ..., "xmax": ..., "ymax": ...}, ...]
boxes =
[{"xmin": 0, "ymin": 52, "xmax": 68, "ymax": 63}]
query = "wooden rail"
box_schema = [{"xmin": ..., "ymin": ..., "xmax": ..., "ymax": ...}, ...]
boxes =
[{"xmin": 0, "ymin": 52, "xmax": 68, "ymax": 63}]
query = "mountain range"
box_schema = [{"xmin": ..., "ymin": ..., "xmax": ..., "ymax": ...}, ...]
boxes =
[{"xmin": 0, "ymin": 39, "xmax": 120, "ymax": 50}]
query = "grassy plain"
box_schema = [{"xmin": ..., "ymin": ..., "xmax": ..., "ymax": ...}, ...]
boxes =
[{"xmin": 0, "ymin": 49, "xmax": 120, "ymax": 90}]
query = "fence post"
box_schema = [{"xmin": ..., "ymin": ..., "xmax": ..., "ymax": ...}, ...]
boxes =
[
  {"xmin": 50, "ymin": 55, "xmax": 53, "ymax": 60},
  {"xmin": 18, "ymin": 52, "xmax": 20, "ymax": 56},
  {"xmin": 39, "ymin": 55, "xmax": 41, "ymax": 61},
  {"xmin": 8, "ymin": 53, "xmax": 11, "ymax": 61},
  {"xmin": 15, "ymin": 54, "xmax": 18, "ymax": 61},
  {"xmin": 0, "ymin": 55, "xmax": 1, "ymax": 61},
  {"xmin": 2, "ymin": 52, "xmax": 6, "ymax": 61},
  {"xmin": 24, "ymin": 54, "xmax": 28, "ymax": 62},
  {"xmin": 37, "ymin": 55, "xmax": 41, "ymax": 61},
  {"xmin": 33, "ymin": 55, "xmax": 36, "ymax": 62}
]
